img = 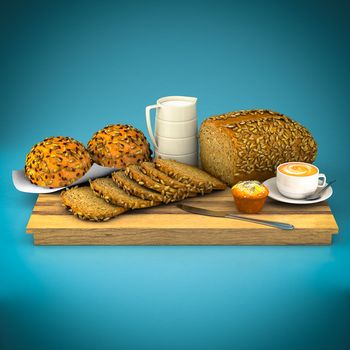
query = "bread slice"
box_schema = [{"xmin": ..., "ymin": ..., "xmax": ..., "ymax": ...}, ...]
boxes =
[
  {"xmin": 112, "ymin": 171, "xmax": 169, "ymax": 203},
  {"xmin": 90, "ymin": 177, "xmax": 160, "ymax": 209},
  {"xmin": 154, "ymin": 159, "xmax": 226, "ymax": 194},
  {"xmin": 61, "ymin": 186, "xmax": 127, "ymax": 221},
  {"xmin": 140, "ymin": 162, "xmax": 195, "ymax": 191},
  {"xmin": 125, "ymin": 164, "xmax": 185, "ymax": 200}
]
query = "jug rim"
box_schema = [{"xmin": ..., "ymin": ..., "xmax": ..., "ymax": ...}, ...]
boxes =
[{"xmin": 157, "ymin": 96, "xmax": 197, "ymax": 106}]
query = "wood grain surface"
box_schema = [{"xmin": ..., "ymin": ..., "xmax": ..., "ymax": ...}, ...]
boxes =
[{"xmin": 26, "ymin": 189, "xmax": 339, "ymax": 245}]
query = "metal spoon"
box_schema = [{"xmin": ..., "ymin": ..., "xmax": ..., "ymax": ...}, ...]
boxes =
[{"xmin": 304, "ymin": 180, "xmax": 336, "ymax": 201}]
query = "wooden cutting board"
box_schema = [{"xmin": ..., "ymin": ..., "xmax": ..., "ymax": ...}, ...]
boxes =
[{"xmin": 26, "ymin": 189, "xmax": 338, "ymax": 245}]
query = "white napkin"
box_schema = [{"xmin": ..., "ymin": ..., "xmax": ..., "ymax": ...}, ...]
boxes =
[{"xmin": 12, "ymin": 163, "xmax": 117, "ymax": 193}]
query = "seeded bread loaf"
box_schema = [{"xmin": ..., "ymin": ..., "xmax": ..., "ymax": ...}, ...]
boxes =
[
  {"xmin": 25, "ymin": 136, "xmax": 92, "ymax": 188},
  {"xmin": 90, "ymin": 177, "xmax": 160, "ymax": 209},
  {"xmin": 61, "ymin": 186, "xmax": 127, "ymax": 221},
  {"xmin": 199, "ymin": 109, "xmax": 318, "ymax": 186},
  {"xmin": 88, "ymin": 124, "xmax": 151, "ymax": 168}
]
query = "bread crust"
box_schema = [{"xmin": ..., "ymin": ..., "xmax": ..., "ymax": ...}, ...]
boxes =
[{"xmin": 200, "ymin": 109, "xmax": 318, "ymax": 186}]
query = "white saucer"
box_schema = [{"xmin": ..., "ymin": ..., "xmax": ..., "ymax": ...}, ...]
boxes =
[{"xmin": 262, "ymin": 177, "xmax": 333, "ymax": 204}]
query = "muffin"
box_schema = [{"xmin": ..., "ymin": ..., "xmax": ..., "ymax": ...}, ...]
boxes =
[
  {"xmin": 87, "ymin": 124, "xmax": 152, "ymax": 168},
  {"xmin": 231, "ymin": 180, "xmax": 269, "ymax": 214},
  {"xmin": 25, "ymin": 136, "xmax": 93, "ymax": 188}
]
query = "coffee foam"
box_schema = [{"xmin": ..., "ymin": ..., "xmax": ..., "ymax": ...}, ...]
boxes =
[{"xmin": 279, "ymin": 163, "xmax": 317, "ymax": 177}]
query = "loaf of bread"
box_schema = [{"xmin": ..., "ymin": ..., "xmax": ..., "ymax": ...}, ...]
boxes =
[
  {"xmin": 199, "ymin": 109, "xmax": 317, "ymax": 186},
  {"xmin": 88, "ymin": 124, "xmax": 151, "ymax": 168},
  {"xmin": 25, "ymin": 136, "xmax": 92, "ymax": 188}
]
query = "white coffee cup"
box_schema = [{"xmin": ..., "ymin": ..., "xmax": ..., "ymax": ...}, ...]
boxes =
[
  {"xmin": 155, "ymin": 150, "xmax": 198, "ymax": 166},
  {"xmin": 276, "ymin": 162, "xmax": 327, "ymax": 199},
  {"xmin": 145, "ymin": 96, "xmax": 198, "ymax": 155},
  {"xmin": 155, "ymin": 135, "xmax": 197, "ymax": 156}
]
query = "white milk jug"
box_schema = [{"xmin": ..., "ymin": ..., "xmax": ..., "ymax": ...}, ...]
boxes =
[{"xmin": 145, "ymin": 96, "xmax": 198, "ymax": 166}]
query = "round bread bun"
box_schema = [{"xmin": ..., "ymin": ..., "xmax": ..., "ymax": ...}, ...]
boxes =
[
  {"xmin": 87, "ymin": 124, "xmax": 152, "ymax": 168},
  {"xmin": 25, "ymin": 136, "xmax": 93, "ymax": 188}
]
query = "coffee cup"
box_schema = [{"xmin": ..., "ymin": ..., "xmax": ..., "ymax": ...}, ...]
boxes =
[{"xmin": 276, "ymin": 162, "xmax": 326, "ymax": 199}]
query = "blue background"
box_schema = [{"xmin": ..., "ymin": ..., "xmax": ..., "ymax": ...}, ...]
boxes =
[{"xmin": 1, "ymin": 0, "xmax": 350, "ymax": 349}]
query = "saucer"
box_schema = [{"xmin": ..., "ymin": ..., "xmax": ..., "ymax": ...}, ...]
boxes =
[{"xmin": 262, "ymin": 177, "xmax": 333, "ymax": 204}]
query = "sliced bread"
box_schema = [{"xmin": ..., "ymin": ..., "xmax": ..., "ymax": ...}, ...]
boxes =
[
  {"xmin": 112, "ymin": 171, "xmax": 169, "ymax": 203},
  {"xmin": 154, "ymin": 159, "xmax": 226, "ymax": 194},
  {"xmin": 140, "ymin": 162, "xmax": 195, "ymax": 191},
  {"xmin": 61, "ymin": 186, "xmax": 127, "ymax": 221},
  {"xmin": 90, "ymin": 177, "xmax": 160, "ymax": 209},
  {"xmin": 125, "ymin": 164, "xmax": 183, "ymax": 200}
]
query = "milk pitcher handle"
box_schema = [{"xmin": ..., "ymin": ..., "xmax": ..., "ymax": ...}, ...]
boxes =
[{"xmin": 145, "ymin": 104, "xmax": 161, "ymax": 149}]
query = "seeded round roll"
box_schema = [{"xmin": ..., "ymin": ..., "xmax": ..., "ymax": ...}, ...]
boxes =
[
  {"xmin": 87, "ymin": 124, "xmax": 152, "ymax": 168},
  {"xmin": 25, "ymin": 136, "xmax": 93, "ymax": 188}
]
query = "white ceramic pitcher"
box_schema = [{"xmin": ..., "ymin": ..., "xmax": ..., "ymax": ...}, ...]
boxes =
[{"xmin": 145, "ymin": 96, "xmax": 198, "ymax": 165}]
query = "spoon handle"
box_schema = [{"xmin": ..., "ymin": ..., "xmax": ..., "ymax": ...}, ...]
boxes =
[{"xmin": 306, "ymin": 180, "xmax": 336, "ymax": 200}]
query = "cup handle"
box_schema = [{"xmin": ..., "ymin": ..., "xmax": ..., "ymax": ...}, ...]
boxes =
[
  {"xmin": 145, "ymin": 104, "xmax": 161, "ymax": 149},
  {"xmin": 318, "ymin": 173, "xmax": 326, "ymax": 188}
]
